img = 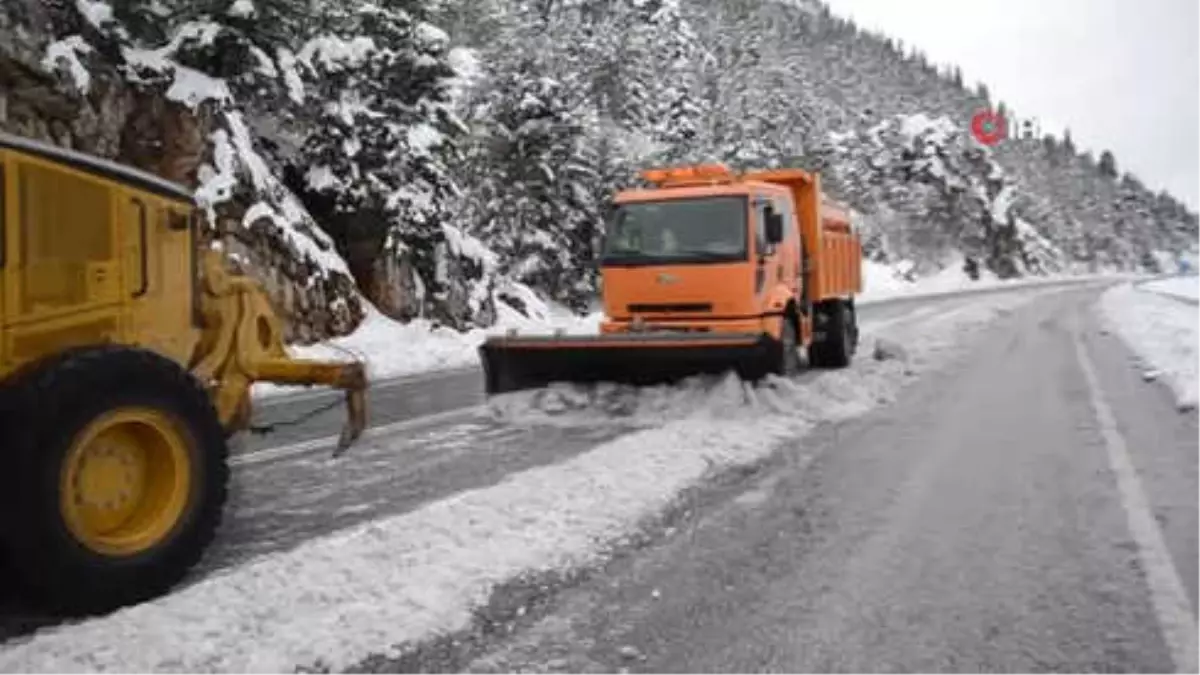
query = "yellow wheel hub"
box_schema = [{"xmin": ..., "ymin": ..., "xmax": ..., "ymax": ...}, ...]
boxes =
[{"xmin": 60, "ymin": 408, "xmax": 193, "ymax": 557}]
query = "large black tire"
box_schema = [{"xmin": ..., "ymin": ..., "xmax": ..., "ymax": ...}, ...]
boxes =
[
  {"xmin": 0, "ymin": 345, "xmax": 229, "ymax": 616},
  {"xmin": 809, "ymin": 300, "xmax": 855, "ymax": 369},
  {"xmin": 766, "ymin": 315, "xmax": 802, "ymax": 377}
]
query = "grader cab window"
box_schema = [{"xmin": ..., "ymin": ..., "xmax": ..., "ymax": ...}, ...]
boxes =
[{"xmin": 17, "ymin": 162, "xmax": 115, "ymax": 315}]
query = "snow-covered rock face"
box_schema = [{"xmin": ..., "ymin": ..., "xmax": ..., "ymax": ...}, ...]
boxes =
[
  {"xmin": 0, "ymin": 0, "xmax": 507, "ymax": 340},
  {"xmin": 0, "ymin": 2, "xmax": 367, "ymax": 341}
]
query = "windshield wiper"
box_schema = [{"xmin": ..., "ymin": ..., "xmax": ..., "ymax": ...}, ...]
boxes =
[
  {"xmin": 674, "ymin": 250, "xmax": 741, "ymax": 260},
  {"xmin": 600, "ymin": 250, "xmax": 741, "ymax": 265}
]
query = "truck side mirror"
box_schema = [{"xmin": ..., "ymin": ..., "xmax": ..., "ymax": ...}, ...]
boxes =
[{"xmin": 765, "ymin": 208, "xmax": 784, "ymax": 245}]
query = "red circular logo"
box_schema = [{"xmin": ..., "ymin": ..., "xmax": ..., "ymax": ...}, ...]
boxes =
[{"xmin": 970, "ymin": 109, "xmax": 1006, "ymax": 146}]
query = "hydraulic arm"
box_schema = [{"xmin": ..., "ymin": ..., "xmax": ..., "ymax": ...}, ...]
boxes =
[{"xmin": 189, "ymin": 249, "xmax": 367, "ymax": 454}]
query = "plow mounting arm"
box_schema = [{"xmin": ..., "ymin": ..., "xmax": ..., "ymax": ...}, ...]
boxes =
[{"xmin": 190, "ymin": 249, "xmax": 368, "ymax": 456}]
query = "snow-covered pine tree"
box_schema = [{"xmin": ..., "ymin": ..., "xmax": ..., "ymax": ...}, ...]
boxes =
[
  {"xmin": 463, "ymin": 54, "xmax": 601, "ymax": 311},
  {"xmin": 1098, "ymin": 149, "xmax": 1118, "ymax": 178},
  {"xmin": 290, "ymin": 0, "xmax": 467, "ymax": 321},
  {"xmin": 1061, "ymin": 128, "xmax": 1076, "ymax": 155},
  {"xmin": 108, "ymin": 0, "xmax": 175, "ymax": 45},
  {"xmin": 644, "ymin": 1, "xmax": 708, "ymax": 164}
]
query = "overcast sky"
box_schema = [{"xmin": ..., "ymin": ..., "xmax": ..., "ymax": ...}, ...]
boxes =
[{"xmin": 822, "ymin": 0, "xmax": 1200, "ymax": 210}]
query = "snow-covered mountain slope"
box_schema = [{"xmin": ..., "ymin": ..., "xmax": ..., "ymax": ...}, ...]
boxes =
[
  {"xmin": 444, "ymin": 0, "xmax": 1196, "ymax": 295},
  {"xmin": 3, "ymin": 0, "xmax": 1195, "ymax": 344}
]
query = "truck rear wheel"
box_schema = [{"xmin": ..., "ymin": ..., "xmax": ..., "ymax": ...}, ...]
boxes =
[
  {"xmin": 0, "ymin": 346, "xmax": 229, "ymax": 616},
  {"xmin": 809, "ymin": 300, "xmax": 855, "ymax": 369}
]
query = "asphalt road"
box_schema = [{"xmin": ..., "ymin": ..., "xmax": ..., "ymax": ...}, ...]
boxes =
[
  {"xmin": 0, "ymin": 279, "xmax": 1145, "ymax": 649},
  {"xmin": 214, "ymin": 291, "xmax": 1014, "ymax": 572},
  {"xmin": 241, "ymin": 280, "xmax": 1107, "ymax": 462},
  {"xmin": 462, "ymin": 286, "xmax": 1199, "ymax": 673}
]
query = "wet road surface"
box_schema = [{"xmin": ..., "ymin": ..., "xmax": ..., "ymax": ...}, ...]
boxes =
[{"xmin": 463, "ymin": 287, "xmax": 1198, "ymax": 673}]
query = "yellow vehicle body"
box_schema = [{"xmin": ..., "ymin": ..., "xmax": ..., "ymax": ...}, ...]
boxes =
[{"xmin": 0, "ymin": 131, "xmax": 367, "ymax": 615}]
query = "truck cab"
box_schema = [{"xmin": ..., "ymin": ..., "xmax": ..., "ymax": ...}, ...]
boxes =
[{"xmin": 601, "ymin": 176, "xmax": 802, "ymax": 344}]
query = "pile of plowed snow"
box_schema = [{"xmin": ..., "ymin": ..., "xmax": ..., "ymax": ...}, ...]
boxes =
[{"xmin": 486, "ymin": 296, "xmax": 1024, "ymax": 430}]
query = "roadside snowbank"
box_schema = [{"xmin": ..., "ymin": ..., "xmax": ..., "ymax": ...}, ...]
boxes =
[
  {"xmin": 0, "ymin": 288, "xmax": 1053, "ymax": 673},
  {"xmin": 253, "ymin": 290, "xmax": 601, "ymax": 398},
  {"xmin": 859, "ymin": 259, "xmax": 1133, "ymax": 304},
  {"xmin": 1098, "ymin": 283, "xmax": 1198, "ymax": 410},
  {"xmin": 1138, "ymin": 275, "xmax": 1199, "ymax": 304}
]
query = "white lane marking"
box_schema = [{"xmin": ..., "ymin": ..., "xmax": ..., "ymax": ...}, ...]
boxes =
[
  {"xmin": 1073, "ymin": 327, "xmax": 1199, "ymax": 673},
  {"xmin": 231, "ymin": 404, "xmax": 487, "ymax": 468}
]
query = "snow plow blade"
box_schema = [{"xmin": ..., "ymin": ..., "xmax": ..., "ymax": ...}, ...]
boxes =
[{"xmin": 479, "ymin": 332, "xmax": 773, "ymax": 395}]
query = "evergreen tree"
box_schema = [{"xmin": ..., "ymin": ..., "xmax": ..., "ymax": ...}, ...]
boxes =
[
  {"xmin": 1098, "ymin": 149, "xmax": 1118, "ymax": 178},
  {"xmin": 1061, "ymin": 128, "xmax": 1075, "ymax": 155},
  {"xmin": 110, "ymin": 0, "xmax": 176, "ymax": 45},
  {"xmin": 292, "ymin": 0, "xmax": 464, "ymax": 315},
  {"xmin": 464, "ymin": 58, "xmax": 600, "ymax": 309}
]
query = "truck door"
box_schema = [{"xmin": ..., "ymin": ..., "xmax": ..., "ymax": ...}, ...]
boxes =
[
  {"xmin": 775, "ymin": 195, "xmax": 806, "ymax": 308},
  {"xmin": 752, "ymin": 195, "xmax": 771, "ymax": 296},
  {"xmin": 2, "ymin": 158, "xmax": 125, "ymax": 364}
]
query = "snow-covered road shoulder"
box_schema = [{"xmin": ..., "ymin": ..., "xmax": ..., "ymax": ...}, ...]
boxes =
[
  {"xmin": 0, "ymin": 289, "xmax": 1055, "ymax": 673},
  {"xmin": 1138, "ymin": 275, "xmax": 1199, "ymax": 305},
  {"xmin": 1098, "ymin": 282, "xmax": 1199, "ymax": 410}
]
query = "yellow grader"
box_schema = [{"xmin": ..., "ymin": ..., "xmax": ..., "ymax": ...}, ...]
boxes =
[{"xmin": 0, "ymin": 132, "xmax": 368, "ymax": 615}]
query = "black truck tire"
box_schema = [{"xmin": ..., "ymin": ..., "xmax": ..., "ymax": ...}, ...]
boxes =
[
  {"xmin": 767, "ymin": 315, "xmax": 802, "ymax": 377},
  {"xmin": 0, "ymin": 345, "xmax": 229, "ymax": 616},
  {"xmin": 809, "ymin": 300, "xmax": 855, "ymax": 369}
]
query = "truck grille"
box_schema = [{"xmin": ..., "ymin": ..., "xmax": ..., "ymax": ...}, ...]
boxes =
[{"xmin": 627, "ymin": 303, "xmax": 713, "ymax": 314}]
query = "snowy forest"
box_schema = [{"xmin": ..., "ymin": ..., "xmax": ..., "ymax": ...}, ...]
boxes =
[{"xmin": 2, "ymin": 0, "xmax": 1196, "ymax": 340}]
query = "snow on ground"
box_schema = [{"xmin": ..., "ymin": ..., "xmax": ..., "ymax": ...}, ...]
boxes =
[
  {"xmin": 859, "ymin": 258, "xmax": 1135, "ymax": 304},
  {"xmin": 1139, "ymin": 274, "xmax": 1199, "ymax": 303},
  {"xmin": 0, "ymin": 287, "xmax": 1054, "ymax": 673},
  {"xmin": 1098, "ymin": 282, "xmax": 1199, "ymax": 410},
  {"xmin": 252, "ymin": 293, "xmax": 602, "ymax": 398},
  {"xmin": 253, "ymin": 263, "xmax": 1128, "ymax": 399}
]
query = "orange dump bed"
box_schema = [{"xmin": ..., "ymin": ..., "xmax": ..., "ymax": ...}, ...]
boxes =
[
  {"xmin": 743, "ymin": 169, "xmax": 862, "ymax": 302},
  {"xmin": 814, "ymin": 200, "xmax": 863, "ymax": 302}
]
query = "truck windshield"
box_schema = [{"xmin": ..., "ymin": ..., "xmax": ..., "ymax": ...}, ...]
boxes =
[{"xmin": 601, "ymin": 196, "xmax": 748, "ymax": 266}]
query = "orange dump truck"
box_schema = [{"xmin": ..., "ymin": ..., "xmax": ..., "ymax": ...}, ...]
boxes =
[{"xmin": 479, "ymin": 164, "xmax": 863, "ymax": 394}]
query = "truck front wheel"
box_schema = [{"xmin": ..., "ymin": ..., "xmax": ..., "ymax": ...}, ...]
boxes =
[{"xmin": 767, "ymin": 315, "xmax": 801, "ymax": 377}]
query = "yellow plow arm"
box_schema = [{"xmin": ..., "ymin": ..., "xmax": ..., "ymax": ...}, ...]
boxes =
[{"xmin": 191, "ymin": 249, "xmax": 368, "ymax": 456}]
